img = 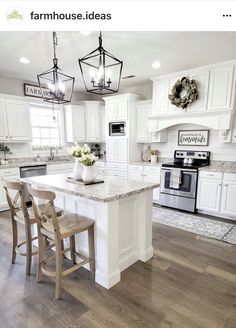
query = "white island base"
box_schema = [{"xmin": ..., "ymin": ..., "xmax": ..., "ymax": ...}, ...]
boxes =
[
  {"xmin": 22, "ymin": 174, "xmax": 157, "ymax": 289},
  {"xmin": 54, "ymin": 189, "xmax": 153, "ymax": 289}
]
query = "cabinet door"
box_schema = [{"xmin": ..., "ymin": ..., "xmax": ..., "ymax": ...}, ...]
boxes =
[
  {"xmin": 117, "ymin": 99, "xmax": 128, "ymax": 120},
  {"xmin": 221, "ymin": 182, "xmax": 236, "ymax": 218},
  {"xmin": 136, "ymin": 103, "xmax": 151, "ymax": 142},
  {"xmin": 143, "ymin": 173, "xmax": 160, "ymax": 202},
  {"xmin": 6, "ymin": 99, "xmax": 32, "ymax": 141},
  {"xmin": 0, "ymin": 100, "xmax": 8, "ymax": 141},
  {"xmin": 86, "ymin": 104, "xmax": 100, "ymax": 142},
  {"xmin": 100, "ymin": 107, "xmax": 106, "ymax": 142},
  {"xmin": 117, "ymin": 138, "xmax": 128, "ymax": 162},
  {"xmin": 0, "ymin": 174, "xmax": 20, "ymax": 210},
  {"xmin": 152, "ymin": 79, "xmax": 169, "ymax": 116},
  {"xmin": 106, "ymin": 102, "xmax": 117, "ymax": 121},
  {"xmin": 72, "ymin": 106, "xmax": 86, "ymax": 142},
  {"xmin": 197, "ymin": 178, "xmax": 222, "ymax": 212},
  {"xmin": 208, "ymin": 65, "xmax": 234, "ymax": 111},
  {"xmin": 106, "ymin": 138, "xmax": 116, "ymax": 161}
]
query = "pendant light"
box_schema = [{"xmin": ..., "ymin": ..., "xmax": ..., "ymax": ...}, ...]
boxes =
[
  {"xmin": 37, "ymin": 32, "xmax": 75, "ymax": 104},
  {"xmin": 78, "ymin": 32, "xmax": 123, "ymax": 95}
]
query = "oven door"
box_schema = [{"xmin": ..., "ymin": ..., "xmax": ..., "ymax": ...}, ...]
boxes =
[{"xmin": 160, "ymin": 168, "xmax": 197, "ymax": 198}]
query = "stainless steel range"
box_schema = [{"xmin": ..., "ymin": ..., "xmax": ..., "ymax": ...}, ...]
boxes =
[{"xmin": 160, "ymin": 150, "xmax": 210, "ymax": 212}]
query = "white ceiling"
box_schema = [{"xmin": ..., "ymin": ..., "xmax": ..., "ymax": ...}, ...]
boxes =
[{"xmin": 0, "ymin": 31, "xmax": 236, "ymax": 91}]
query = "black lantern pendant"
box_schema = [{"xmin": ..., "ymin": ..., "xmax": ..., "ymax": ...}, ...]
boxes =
[
  {"xmin": 78, "ymin": 32, "xmax": 123, "ymax": 95},
  {"xmin": 37, "ymin": 32, "xmax": 75, "ymax": 104}
]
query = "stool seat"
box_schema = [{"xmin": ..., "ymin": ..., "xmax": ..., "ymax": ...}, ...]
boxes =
[
  {"xmin": 14, "ymin": 205, "xmax": 63, "ymax": 225},
  {"xmin": 42, "ymin": 214, "xmax": 94, "ymax": 240}
]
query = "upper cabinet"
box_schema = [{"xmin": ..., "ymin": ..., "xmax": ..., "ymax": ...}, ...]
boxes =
[
  {"xmin": 151, "ymin": 60, "xmax": 236, "ymax": 117},
  {"xmin": 0, "ymin": 97, "xmax": 32, "ymax": 142},
  {"xmin": 65, "ymin": 101, "xmax": 104, "ymax": 144},
  {"xmin": 152, "ymin": 79, "xmax": 169, "ymax": 116},
  {"xmin": 208, "ymin": 64, "xmax": 234, "ymax": 111},
  {"xmin": 85, "ymin": 102, "xmax": 101, "ymax": 142},
  {"xmin": 136, "ymin": 100, "xmax": 151, "ymax": 142},
  {"xmin": 65, "ymin": 105, "xmax": 86, "ymax": 143},
  {"xmin": 105, "ymin": 97, "xmax": 128, "ymax": 121}
]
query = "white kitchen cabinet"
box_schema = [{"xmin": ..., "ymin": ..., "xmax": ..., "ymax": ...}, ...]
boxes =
[
  {"xmin": 0, "ymin": 168, "xmax": 20, "ymax": 211},
  {"xmin": 100, "ymin": 106, "xmax": 106, "ymax": 143},
  {"xmin": 128, "ymin": 165, "xmax": 144, "ymax": 182},
  {"xmin": 47, "ymin": 163, "xmax": 74, "ymax": 175},
  {"xmin": 85, "ymin": 102, "xmax": 101, "ymax": 142},
  {"xmin": 0, "ymin": 98, "xmax": 32, "ymax": 142},
  {"xmin": 136, "ymin": 101, "xmax": 151, "ymax": 142},
  {"xmin": 143, "ymin": 166, "xmax": 160, "ymax": 203},
  {"xmin": 197, "ymin": 177, "xmax": 222, "ymax": 213},
  {"xmin": 208, "ymin": 64, "xmax": 234, "ymax": 111},
  {"xmin": 65, "ymin": 105, "xmax": 86, "ymax": 143},
  {"xmin": 106, "ymin": 138, "xmax": 128, "ymax": 163},
  {"xmin": 221, "ymin": 174, "xmax": 236, "ymax": 219},
  {"xmin": 0, "ymin": 99, "xmax": 7, "ymax": 141},
  {"xmin": 106, "ymin": 98, "xmax": 128, "ymax": 121},
  {"xmin": 152, "ymin": 79, "xmax": 169, "ymax": 116}
]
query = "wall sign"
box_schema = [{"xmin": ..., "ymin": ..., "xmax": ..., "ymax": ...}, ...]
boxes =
[
  {"xmin": 24, "ymin": 83, "xmax": 51, "ymax": 99},
  {"xmin": 178, "ymin": 130, "xmax": 209, "ymax": 146}
]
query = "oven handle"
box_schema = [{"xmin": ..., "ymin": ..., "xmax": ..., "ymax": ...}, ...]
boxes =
[{"xmin": 161, "ymin": 168, "xmax": 197, "ymax": 173}]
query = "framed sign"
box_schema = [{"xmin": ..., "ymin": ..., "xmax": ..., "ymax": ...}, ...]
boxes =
[
  {"xmin": 178, "ymin": 130, "xmax": 209, "ymax": 146},
  {"xmin": 24, "ymin": 83, "xmax": 51, "ymax": 99}
]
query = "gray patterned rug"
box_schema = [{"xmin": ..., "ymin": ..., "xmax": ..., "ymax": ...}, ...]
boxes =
[{"xmin": 152, "ymin": 207, "xmax": 236, "ymax": 245}]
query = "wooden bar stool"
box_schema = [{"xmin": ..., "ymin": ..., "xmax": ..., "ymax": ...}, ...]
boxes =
[
  {"xmin": 30, "ymin": 188, "xmax": 95, "ymax": 300},
  {"xmin": 3, "ymin": 180, "xmax": 63, "ymax": 275}
]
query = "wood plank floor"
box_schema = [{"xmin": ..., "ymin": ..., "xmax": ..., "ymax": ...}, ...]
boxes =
[{"xmin": 0, "ymin": 210, "xmax": 236, "ymax": 328}]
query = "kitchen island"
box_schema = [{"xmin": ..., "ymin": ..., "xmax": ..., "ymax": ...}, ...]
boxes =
[{"xmin": 21, "ymin": 174, "xmax": 158, "ymax": 289}]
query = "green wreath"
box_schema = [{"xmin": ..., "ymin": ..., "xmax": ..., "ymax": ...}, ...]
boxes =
[{"xmin": 168, "ymin": 77, "xmax": 198, "ymax": 109}]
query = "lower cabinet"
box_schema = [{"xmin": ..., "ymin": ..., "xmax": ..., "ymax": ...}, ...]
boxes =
[
  {"xmin": 197, "ymin": 171, "xmax": 236, "ymax": 220},
  {"xmin": 0, "ymin": 168, "xmax": 20, "ymax": 211},
  {"xmin": 128, "ymin": 164, "xmax": 160, "ymax": 203}
]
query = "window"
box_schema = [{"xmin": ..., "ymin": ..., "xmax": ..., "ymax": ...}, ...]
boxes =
[{"xmin": 30, "ymin": 104, "xmax": 63, "ymax": 148}]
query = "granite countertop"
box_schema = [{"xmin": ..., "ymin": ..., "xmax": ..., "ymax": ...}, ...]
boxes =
[
  {"xmin": 199, "ymin": 166, "xmax": 236, "ymax": 174},
  {"xmin": 21, "ymin": 174, "xmax": 159, "ymax": 203}
]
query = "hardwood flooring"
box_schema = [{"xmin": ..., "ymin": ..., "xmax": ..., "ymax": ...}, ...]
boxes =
[{"xmin": 0, "ymin": 210, "xmax": 236, "ymax": 328}]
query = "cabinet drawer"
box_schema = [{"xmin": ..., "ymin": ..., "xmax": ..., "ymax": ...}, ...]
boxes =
[
  {"xmin": 0, "ymin": 168, "xmax": 19, "ymax": 177},
  {"xmin": 144, "ymin": 166, "xmax": 160, "ymax": 174},
  {"xmin": 106, "ymin": 162, "xmax": 127, "ymax": 171},
  {"xmin": 128, "ymin": 165, "xmax": 143, "ymax": 173},
  {"xmin": 224, "ymin": 173, "xmax": 236, "ymax": 182},
  {"xmin": 199, "ymin": 171, "xmax": 222, "ymax": 180},
  {"xmin": 47, "ymin": 163, "xmax": 74, "ymax": 173},
  {"xmin": 106, "ymin": 169, "xmax": 127, "ymax": 178}
]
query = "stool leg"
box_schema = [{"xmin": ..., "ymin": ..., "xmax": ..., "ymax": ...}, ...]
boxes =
[
  {"xmin": 55, "ymin": 238, "xmax": 63, "ymax": 300},
  {"xmin": 88, "ymin": 225, "xmax": 95, "ymax": 277},
  {"xmin": 69, "ymin": 236, "xmax": 76, "ymax": 264},
  {"xmin": 11, "ymin": 217, "xmax": 18, "ymax": 264},
  {"xmin": 37, "ymin": 233, "xmax": 46, "ymax": 283},
  {"xmin": 25, "ymin": 222, "xmax": 33, "ymax": 275}
]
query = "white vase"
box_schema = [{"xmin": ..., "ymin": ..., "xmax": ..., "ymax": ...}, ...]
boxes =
[
  {"xmin": 151, "ymin": 155, "xmax": 158, "ymax": 163},
  {"xmin": 82, "ymin": 165, "xmax": 96, "ymax": 183},
  {"xmin": 73, "ymin": 158, "xmax": 83, "ymax": 180}
]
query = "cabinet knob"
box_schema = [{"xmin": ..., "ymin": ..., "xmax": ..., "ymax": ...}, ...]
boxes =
[
  {"xmin": 219, "ymin": 184, "xmax": 222, "ymax": 186},
  {"xmin": 225, "ymin": 184, "xmax": 228, "ymax": 187},
  {"xmin": 6, "ymin": 136, "xmax": 8, "ymax": 138},
  {"xmin": 10, "ymin": 136, "xmax": 12, "ymax": 139}
]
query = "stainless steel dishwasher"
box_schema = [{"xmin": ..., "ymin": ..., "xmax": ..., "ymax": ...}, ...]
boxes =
[{"xmin": 20, "ymin": 165, "xmax": 47, "ymax": 205}]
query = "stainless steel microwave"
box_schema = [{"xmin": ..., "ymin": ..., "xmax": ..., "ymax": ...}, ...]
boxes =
[{"xmin": 109, "ymin": 122, "xmax": 126, "ymax": 136}]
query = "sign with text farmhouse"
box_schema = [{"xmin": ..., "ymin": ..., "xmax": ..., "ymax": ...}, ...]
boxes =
[
  {"xmin": 24, "ymin": 83, "xmax": 50, "ymax": 99},
  {"xmin": 178, "ymin": 130, "xmax": 209, "ymax": 146}
]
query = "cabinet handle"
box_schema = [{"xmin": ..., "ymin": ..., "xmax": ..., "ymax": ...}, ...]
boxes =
[
  {"xmin": 10, "ymin": 136, "xmax": 12, "ymax": 139},
  {"xmin": 6, "ymin": 136, "xmax": 8, "ymax": 138}
]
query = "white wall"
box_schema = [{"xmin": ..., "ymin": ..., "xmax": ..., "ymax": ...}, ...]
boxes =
[{"xmin": 146, "ymin": 123, "xmax": 236, "ymax": 162}]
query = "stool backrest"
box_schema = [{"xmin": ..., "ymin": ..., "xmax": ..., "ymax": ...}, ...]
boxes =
[
  {"xmin": 3, "ymin": 180, "xmax": 29, "ymax": 220},
  {"xmin": 29, "ymin": 188, "xmax": 60, "ymax": 237}
]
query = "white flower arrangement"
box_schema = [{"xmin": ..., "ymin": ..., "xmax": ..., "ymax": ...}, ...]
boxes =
[
  {"xmin": 69, "ymin": 143, "xmax": 91, "ymax": 158},
  {"xmin": 79, "ymin": 153, "xmax": 97, "ymax": 166}
]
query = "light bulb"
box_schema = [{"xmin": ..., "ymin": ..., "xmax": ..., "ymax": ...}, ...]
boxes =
[
  {"xmin": 90, "ymin": 68, "xmax": 95, "ymax": 78},
  {"xmin": 58, "ymin": 81, "xmax": 65, "ymax": 92},
  {"xmin": 97, "ymin": 66, "xmax": 104, "ymax": 79},
  {"xmin": 48, "ymin": 82, "xmax": 55, "ymax": 92}
]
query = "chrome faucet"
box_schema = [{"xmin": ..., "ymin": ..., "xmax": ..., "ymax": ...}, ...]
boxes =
[{"xmin": 49, "ymin": 146, "xmax": 55, "ymax": 161}]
